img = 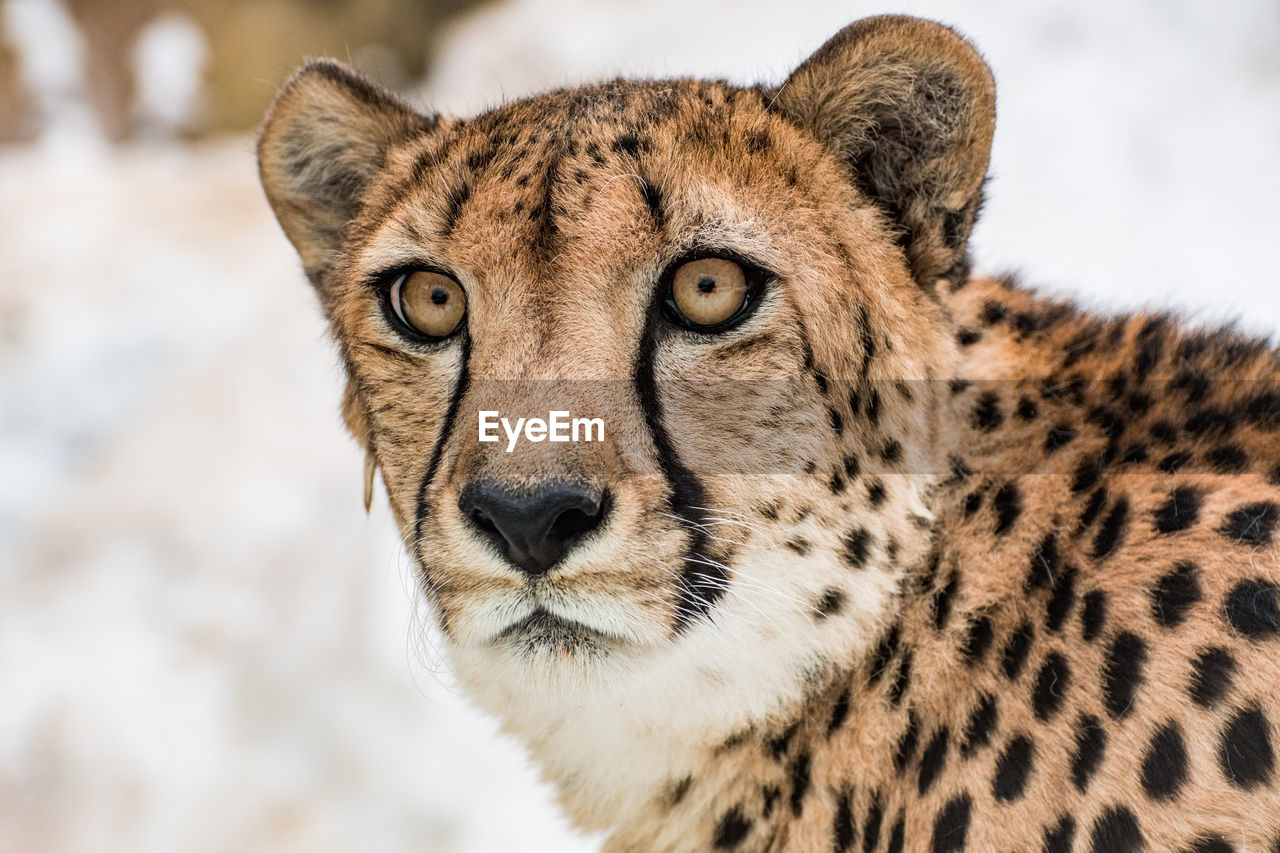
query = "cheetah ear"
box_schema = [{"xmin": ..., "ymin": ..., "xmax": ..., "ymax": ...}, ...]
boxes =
[
  {"xmin": 775, "ymin": 15, "xmax": 996, "ymax": 287},
  {"xmin": 257, "ymin": 60, "xmax": 437, "ymax": 289}
]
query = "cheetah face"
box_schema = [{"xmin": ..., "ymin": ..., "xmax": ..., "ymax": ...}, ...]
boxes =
[{"xmin": 259, "ymin": 18, "xmax": 994, "ymax": 712}]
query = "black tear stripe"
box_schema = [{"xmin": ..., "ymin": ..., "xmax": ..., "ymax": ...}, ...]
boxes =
[
  {"xmin": 635, "ymin": 311, "xmax": 716, "ymax": 631},
  {"xmin": 412, "ymin": 332, "xmax": 473, "ymax": 581}
]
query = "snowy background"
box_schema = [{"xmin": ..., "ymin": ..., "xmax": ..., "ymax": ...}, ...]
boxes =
[{"xmin": 1, "ymin": 0, "xmax": 1277, "ymax": 851}]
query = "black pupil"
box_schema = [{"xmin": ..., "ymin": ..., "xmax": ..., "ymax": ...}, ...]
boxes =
[
  {"xmin": 697, "ymin": 276, "xmax": 717, "ymax": 294},
  {"xmin": 430, "ymin": 286, "xmax": 449, "ymax": 305}
]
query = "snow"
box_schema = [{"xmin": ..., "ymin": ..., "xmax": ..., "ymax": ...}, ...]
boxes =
[{"xmin": 1, "ymin": 1, "xmax": 1277, "ymax": 851}]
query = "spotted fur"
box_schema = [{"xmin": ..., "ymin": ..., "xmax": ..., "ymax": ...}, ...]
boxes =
[{"xmin": 258, "ymin": 15, "xmax": 1280, "ymax": 853}]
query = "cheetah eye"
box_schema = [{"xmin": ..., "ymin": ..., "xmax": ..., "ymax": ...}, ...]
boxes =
[
  {"xmin": 390, "ymin": 271, "xmax": 467, "ymax": 339},
  {"xmin": 665, "ymin": 257, "xmax": 759, "ymax": 330}
]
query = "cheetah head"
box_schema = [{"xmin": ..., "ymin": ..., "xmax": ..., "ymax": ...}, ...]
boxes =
[{"xmin": 258, "ymin": 16, "xmax": 994, "ymax": 740}]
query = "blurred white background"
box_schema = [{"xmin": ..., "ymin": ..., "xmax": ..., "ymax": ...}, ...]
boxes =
[{"xmin": 1, "ymin": 0, "xmax": 1277, "ymax": 850}]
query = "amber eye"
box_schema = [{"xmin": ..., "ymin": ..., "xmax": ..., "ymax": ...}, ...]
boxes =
[
  {"xmin": 668, "ymin": 257, "xmax": 751, "ymax": 329},
  {"xmin": 390, "ymin": 271, "xmax": 466, "ymax": 339}
]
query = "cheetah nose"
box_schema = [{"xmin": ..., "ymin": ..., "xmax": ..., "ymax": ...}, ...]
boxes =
[{"xmin": 458, "ymin": 479, "xmax": 608, "ymax": 576}]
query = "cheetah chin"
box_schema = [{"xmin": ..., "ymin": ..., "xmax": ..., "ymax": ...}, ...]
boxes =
[{"xmin": 258, "ymin": 14, "xmax": 1280, "ymax": 853}]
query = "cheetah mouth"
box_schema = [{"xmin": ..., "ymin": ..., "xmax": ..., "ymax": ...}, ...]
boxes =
[{"xmin": 494, "ymin": 608, "xmax": 623, "ymax": 654}]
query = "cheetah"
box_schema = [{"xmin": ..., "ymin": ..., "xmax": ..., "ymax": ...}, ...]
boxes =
[{"xmin": 257, "ymin": 15, "xmax": 1280, "ymax": 852}]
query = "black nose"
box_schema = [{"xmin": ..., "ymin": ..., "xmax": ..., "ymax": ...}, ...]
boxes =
[{"xmin": 458, "ymin": 480, "xmax": 608, "ymax": 575}]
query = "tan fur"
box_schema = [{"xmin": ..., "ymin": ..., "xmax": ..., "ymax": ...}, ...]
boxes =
[{"xmin": 258, "ymin": 16, "xmax": 1280, "ymax": 852}]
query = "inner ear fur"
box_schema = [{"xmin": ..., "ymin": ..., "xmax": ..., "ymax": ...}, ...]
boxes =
[
  {"xmin": 257, "ymin": 60, "xmax": 436, "ymax": 291},
  {"xmin": 776, "ymin": 15, "xmax": 996, "ymax": 287}
]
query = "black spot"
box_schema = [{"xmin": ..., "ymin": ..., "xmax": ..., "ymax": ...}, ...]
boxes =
[
  {"xmin": 862, "ymin": 793, "xmax": 883, "ymax": 853},
  {"xmin": 816, "ymin": 588, "xmax": 846, "ymax": 620},
  {"xmin": 879, "ymin": 440, "xmax": 903, "ymax": 464},
  {"xmin": 886, "ymin": 814, "xmax": 905, "ymax": 853},
  {"xmin": 761, "ymin": 785, "xmax": 780, "ymax": 817},
  {"xmin": 1126, "ymin": 391, "xmax": 1152, "ymax": 414},
  {"xmin": 1046, "ymin": 566, "xmax": 1078, "ymax": 633},
  {"xmin": 1149, "ymin": 420, "xmax": 1178, "ymax": 443},
  {"xmin": 980, "ymin": 300, "xmax": 1007, "ymax": 324},
  {"xmin": 1141, "ymin": 721, "xmax": 1189, "ymax": 801},
  {"xmin": 767, "ymin": 720, "xmax": 799, "ymax": 760},
  {"xmin": 843, "ymin": 454, "xmax": 861, "ymax": 480},
  {"xmin": 1071, "ymin": 713, "xmax": 1107, "ymax": 793},
  {"xmin": 844, "ymin": 527, "xmax": 873, "ymax": 570},
  {"xmin": 1152, "ymin": 486, "xmax": 1202, "ymax": 534},
  {"xmin": 1081, "ymin": 590, "xmax": 1108, "ymax": 642},
  {"xmin": 1189, "ymin": 836, "xmax": 1235, "ymax": 853},
  {"xmin": 789, "ymin": 751, "xmax": 811, "ymax": 816},
  {"xmin": 1045, "ymin": 423, "xmax": 1078, "ymax": 453},
  {"xmin": 1185, "ymin": 406, "xmax": 1237, "ymax": 437},
  {"xmin": 1208, "ymin": 444, "xmax": 1248, "ymax": 473},
  {"xmin": 956, "ymin": 327, "xmax": 982, "ymax": 346},
  {"xmin": 932, "ymin": 573, "xmax": 959, "ymax": 630},
  {"xmin": 1151, "ymin": 561, "xmax": 1202, "ymax": 628},
  {"xmin": 893, "ymin": 711, "xmax": 920, "ymax": 772},
  {"xmin": 993, "ymin": 482, "xmax": 1022, "ymax": 535},
  {"xmin": 1027, "ymin": 534, "xmax": 1060, "ymax": 590},
  {"xmin": 833, "ymin": 790, "xmax": 855, "ymax": 852},
  {"xmin": 930, "ymin": 794, "xmax": 972, "ymax": 853},
  {"xmin": 1189, "ymin": 647, "xmax": 1236, "ymax": 708},
  {"xmin": 1219, "ymin": 706, "xmax": 1275, "ymax": 789},
  {"xmin": 1103, "ymin": 632, "xmax": 1148, "ymax": 719},
  {"xmin": 1032, "ymin": 653, "xmax": 1071, "ymax": 721},
  {"xmin": 1043, "ymin": 815, "xmax": 1076, "ymax": 853},
  {"xmin": 829, "ymin": 470, "xmax": 847, "ymax": 494},
  {"xmin": 866, "ymin": 390, "xmax": 881, "ymax": 424},
  {"xmin": 961, "ymin": 693, "xmax": 998, "ymax": 758},
  {"xmin": 829, "ymin": 407, "xmax": 845, "ymax": 435},
  {"xmin": 962, "ymin": 490, "xmax": 983, "ymax": 517},
  {"xmin": 949, "ymin": 379, "xmax": 972, "ymax": 395},
  {"xmin": 713, "ymin": 806, "xmax": 752, "ymax": 848},
  {"xmin": 1172, "ymin": 368, "xmax": 1210, "ymax": 404},
  {"xmin": 1072, "ymin": 459, "xmax": 1103, "ymax": 494},
  {"xmin": 973, "ymin": 392, "xmax": 1004, "ymax": 431},
  {"xmin": 1223, "ymin": 579, "xmax": 1280, "ymax": 637},
  {"xmin": 829, "ymin": 687, "xmax": 851, "ymax": 735},
  {"xmin": 1016, "ymin": 396, "xmax": 1040, "ymax": 420},
  {"xmin": 1089, "ymin": 806, "xmax": 1144, "ymax": 853},
  {"xmin": 611, "ymin": 133, "xmax": 647, "ymax": 157},
  {"xmin": 867, "ymin": 479, "xmax": 887, "ymax": 507},
  {"xmin": 785, "ymin": 537, "xmax": 811, "ymax": 556},
  {"xmin": 1092, "ymin": 496, "xmax": 1130, "ymax": 559},
  {"xmin": 868, "ymin": 625, "xmax": 900, "ymax": 685},
  {"xmin": 1002, "ymin": 622, "xmax": 1035, "ymax": 680},
  {"xmin": 1087, "ymin": 405, "xmax": 1124, "ymax": 442},
  {"xmin": 1078, "ymin": 487, "xmax": 1108, "ymax": 530},
  {"xmin": 917, "ymin": 727, "xmax": 950, "ymax": 795},
  {"xmin": 1158, "ymin": 450, "xmax": 1192, "ymax": 473},
  {"xmin": 1120, "ymin": 444, "xmax": 1148, "ymax": 465},
  {"xmin": 993, "ymin": 734, "xmax": 1035, "ymax": 802},
  {"xmin": 961, "ymin": 616, "xmax": 994, "ymax": 666},
  {"xmin": 1219, "ymin": 501, "xmax": 1279, "ymax": 545},
  {"xmin": 1243, "ymin": 388, "xmax": 1280, "ymax": 429},
  {"xmin": 889, "ymin": 649, "xmax": 912, "ymax": 706}
]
